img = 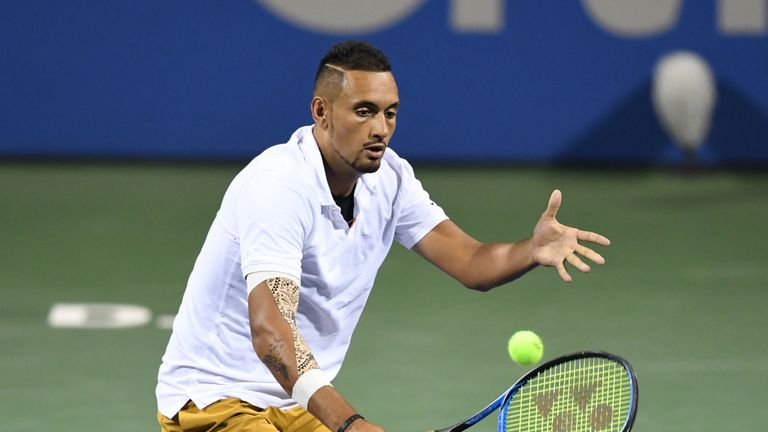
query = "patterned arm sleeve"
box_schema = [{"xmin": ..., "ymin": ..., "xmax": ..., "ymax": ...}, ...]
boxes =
[{"xmin": 263, "ymin": 277, "xmax": 320, "ymax": 377}]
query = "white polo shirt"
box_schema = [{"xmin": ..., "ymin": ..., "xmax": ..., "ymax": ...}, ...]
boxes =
[{"xmin": 156, "ymin": 126, "xmax": 448, "ymax": 417}]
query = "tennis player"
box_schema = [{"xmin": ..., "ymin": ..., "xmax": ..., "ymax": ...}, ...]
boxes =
[{"xmin": 156, "ymin": 40, "xmax": 610, "ymax": 432}]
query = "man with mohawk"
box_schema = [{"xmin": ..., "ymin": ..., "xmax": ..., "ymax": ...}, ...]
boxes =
[{"xmin": 156, "ymin": 40, "xmax": 610, "ymax": 432}]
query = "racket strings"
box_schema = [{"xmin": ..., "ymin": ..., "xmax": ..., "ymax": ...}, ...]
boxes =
[{"xmin": 503, "ymin": 357, "xmax": 632, "ymax": 431}]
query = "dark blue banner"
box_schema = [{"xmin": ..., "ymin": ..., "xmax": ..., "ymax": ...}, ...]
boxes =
[{"xmin": 1, "ymin": 1, "xmax": 766, "ymax": 164}]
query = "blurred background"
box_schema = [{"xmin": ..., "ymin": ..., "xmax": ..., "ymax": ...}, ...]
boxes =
[{"xmin": 1, "ymin": 1, "xmax": 766, "ymax": 431}]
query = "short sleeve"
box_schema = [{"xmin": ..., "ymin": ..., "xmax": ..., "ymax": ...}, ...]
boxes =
[
  {"xmin": 393, "ymin": 159, "xmax": 448, "ymax": 249},
  {"xmin": 236, "ymin": 177, "xmax": 313, "ymax": 280}
]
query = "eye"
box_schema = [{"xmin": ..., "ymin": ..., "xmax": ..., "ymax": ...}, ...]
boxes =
[
  {"xmin": 355, "ymin": 108, "xmax": 372, "ymax": 117},
  {"xmin": 384, "ymin": 110, "xmax": 397, "ymax": 120}
]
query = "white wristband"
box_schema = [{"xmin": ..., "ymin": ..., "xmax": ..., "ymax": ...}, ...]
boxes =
[{"xmin": 292, "ymin": 369, "xmax": 332, "ymax": 409}]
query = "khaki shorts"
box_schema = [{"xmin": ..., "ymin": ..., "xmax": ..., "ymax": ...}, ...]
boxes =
[{"xmin": 158, "ymin": 398, "xmax": 331, "ymax": 432}]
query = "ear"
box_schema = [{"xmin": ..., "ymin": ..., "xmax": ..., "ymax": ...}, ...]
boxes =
[{"xmin": 311, "ymin": 97, "xmax": 329, "ymax": 129}]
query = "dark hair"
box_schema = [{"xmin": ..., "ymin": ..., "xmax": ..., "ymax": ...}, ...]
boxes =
[{"xmin": 313, "ymin": 41, "xmax": 391, "ymax": 93}]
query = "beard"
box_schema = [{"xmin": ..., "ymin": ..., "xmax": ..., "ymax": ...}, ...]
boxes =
[
  {"xmin": 348, "ymin": 154, "xmax": 382, "ymax": 173},
  {"xmin": 328, "ymin": 126, "xmax": 384, "ymax": 174}
]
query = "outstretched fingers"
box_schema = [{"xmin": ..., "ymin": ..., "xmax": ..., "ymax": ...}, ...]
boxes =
[
  {"xmin": 557, "ymin": 237, "xmax": 608, "ymax": 283},
  {"xmin": 577, "ymin": 230, "xmax": 611, "ymax": 247},
  {"xmin": 559, "ymin": 248, "xmax": 600, "ymax": 283},
  {"xmin": 566, "ymin": 253, "xmax": 591, "ymax": 273},
  {"xmin": 575, "ymin": 244, "xmax": 606, "ymax": 266}
]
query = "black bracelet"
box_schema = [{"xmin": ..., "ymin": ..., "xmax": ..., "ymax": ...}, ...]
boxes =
[{"xmin": 337, "ymin": 413, "xmax": 364, "ymax": 432}]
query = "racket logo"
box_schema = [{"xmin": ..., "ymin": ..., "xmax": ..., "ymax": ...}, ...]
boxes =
[
  {"xmin": 552, "ymin": 411, "xmax": 575, "ymax": 432},
  {"xmin": 549, "ymin": 405, "xmax": 616, "ymax": 432},
  {"xmin": 550, "ymin": 405, "xmax": 614, "ymax": 432},
  {"xmin": 591, "ymin": 404, "xmax": 614, "ymax": 430},
  {"xmin": 571, "ymin": 382, "xmax": 600, "ymax": 412},
  {"xmin": 534, "ymin": 391, "xmax": 559, "ymax": 418},
  {"xmin": 528, "ymin": 380, "xmax": 617, "ymax": 431}
]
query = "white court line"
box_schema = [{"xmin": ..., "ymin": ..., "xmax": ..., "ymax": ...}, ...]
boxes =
[{"xmin": 47, "ymin": 303, "xmax": 152, "ymax": 328}]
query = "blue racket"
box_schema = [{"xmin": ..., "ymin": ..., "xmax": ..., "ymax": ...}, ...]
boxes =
[{"xmin": 433, "ymin": 351, "xmax": 638, "ymax": 432}]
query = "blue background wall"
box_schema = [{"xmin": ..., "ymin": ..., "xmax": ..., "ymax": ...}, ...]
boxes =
[{"xmin": 1, "ymin": 1, "xmax": 766, "ymax": 164}]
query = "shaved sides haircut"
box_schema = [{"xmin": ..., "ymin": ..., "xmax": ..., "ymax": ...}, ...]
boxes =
[{"xmin": 313, "ymin": 40, "xmax": 392, "ymax": 99}]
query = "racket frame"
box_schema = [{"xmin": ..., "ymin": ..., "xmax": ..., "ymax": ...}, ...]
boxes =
[{"xmin": 434, "ymin": 351, "xmax": 639, "ymax": 432}]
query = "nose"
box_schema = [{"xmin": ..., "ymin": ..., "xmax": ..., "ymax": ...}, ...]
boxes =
[{"xmin": 371, "ymin": 112, "xmax": 389, "ymax": 142}]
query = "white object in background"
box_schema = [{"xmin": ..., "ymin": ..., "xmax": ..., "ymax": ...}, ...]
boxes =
[
  {"xmin": 652, "ymin": 51, "xmax": 717, "ymax": 154},
  {"xmin": 47, "ymin": 303, "xmax": 152, "ymax": 328}
]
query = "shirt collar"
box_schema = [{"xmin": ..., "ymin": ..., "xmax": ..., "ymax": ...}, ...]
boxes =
[{"xmin": 295, "ymin": 125, "xmax": 379, "ymax": 204}]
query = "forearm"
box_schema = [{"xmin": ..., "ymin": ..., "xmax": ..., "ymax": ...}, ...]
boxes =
[
  {"xmin": 460, "ymin": 238, "xmax": 538, "ymax": 291},
  {"xmin": 249, "ymin": 314, "xmax": 301, "ymax": 391},
  {"xmin": 249, "ymin": 278, "xmax": 316, "ymax": 391},
  {"xmin": 249, "ymin": 278, "xmax": 374, "ymax": 430},
  {"xmin": 414, "ymin": 220, "xmax": 539, "ymax": 292},
  {"xmin": 250, "ymin": 321, "xmax": 360, "ymax": 429},
  {"xmin": 308, "ymin": 386, "xmax": 364, "ymax": 431}
]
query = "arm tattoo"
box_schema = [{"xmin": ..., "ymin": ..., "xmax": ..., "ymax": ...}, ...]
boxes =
[
  {"xmin": 265, "ymin": 277, "xmax": 320, "ymax": 376},
  {"xmin": 262, "ymin": 340, "xmax": 290, "ymax": 381}
]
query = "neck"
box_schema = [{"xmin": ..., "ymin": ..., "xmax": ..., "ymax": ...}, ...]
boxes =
[
  {"xmin": 322, "ymin": 156, "xmax": 358, "ymax": 198},
  {"xmin": 313, "ymin": 127, "xmax": 359, "ymax": 198}
]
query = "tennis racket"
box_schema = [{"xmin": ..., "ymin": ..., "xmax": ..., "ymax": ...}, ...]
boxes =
[{"xmin": 433, "ymin": 351, "xmax": 638, "ymax": 432}]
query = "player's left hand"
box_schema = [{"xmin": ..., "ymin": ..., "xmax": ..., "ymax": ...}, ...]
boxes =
[{"xmin": 531, "ymin": 190, "xmax": 610, "ymax": 282}]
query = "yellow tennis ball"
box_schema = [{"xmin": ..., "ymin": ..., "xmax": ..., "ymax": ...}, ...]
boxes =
[{"xmin": 507, "ymin": 330, "xmax": 543, "ymax": 366}]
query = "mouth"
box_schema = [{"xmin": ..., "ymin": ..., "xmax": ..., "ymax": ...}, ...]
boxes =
[{"xmin": 363, "ymin": 143, "xmax": 386, "ymax": 159}]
